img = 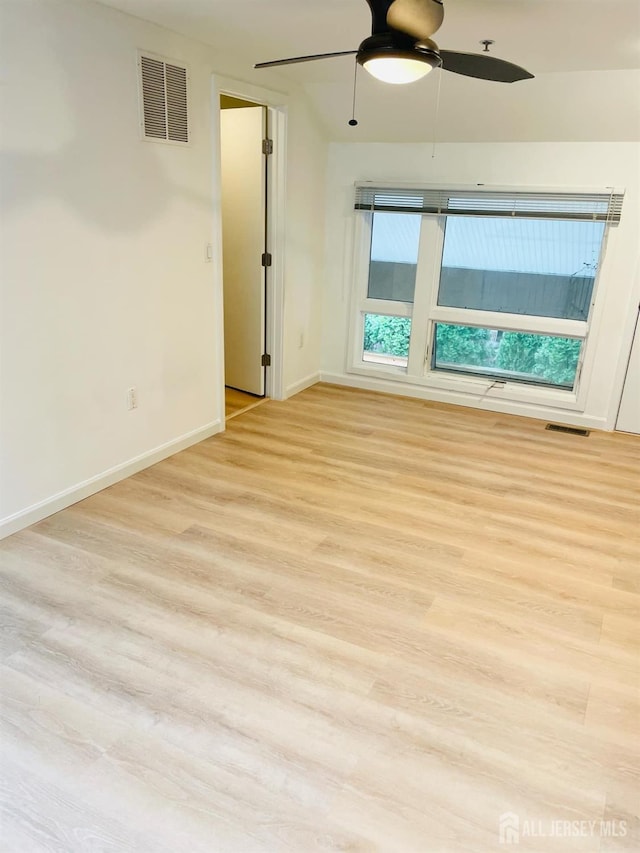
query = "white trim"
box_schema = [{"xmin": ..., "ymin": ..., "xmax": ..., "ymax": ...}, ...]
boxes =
[
  {"xmin": 360, "ymin": 299, "xmax": 413, "ymax": 318},
  {"xmin": 407, "ymin": 216, "xmax": 439, "ymax": 376},
  {"xmin": 346, "ymin": 360, "xmax": 582, "ymax": 410},
  {"xmin": 347, "ymin": 212, "xmax": 371, "ymax": 374},
  {"xmin": 320, "ymin": 372, "xmax": 609, "ymax": 430},
  {"xmin": 213, "ymin": 77, "xmax": 288, "ymax": 110},
  {"xmin": 209, "ymin": 83, "xmax": 227, "ymax": 430},
  {"xmin": 0, "ymin": 420, "xmax": 223, "ymax": 541},
  {"xmin": 211, "ymin": 75, "xmax": 287, "ymax": 404},
  {"xmin": 427, "ymin": 308, "xmax": 588, "ymax": 339},
  {"xmin": 267, "ymin": 106, "xmax": 287, "ymax": 401},
  {"xmin": 285, "ymin": 372, "xmax": 321, "ymax": 399}
]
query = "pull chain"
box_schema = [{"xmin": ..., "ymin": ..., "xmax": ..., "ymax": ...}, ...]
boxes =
[
  {"xmin": 431, "ymin": 66, "xmax": 443, "ymax": 158},
  {"xmin": 349, "ymin": 59, "xmax": 359, "ymax": 127}
]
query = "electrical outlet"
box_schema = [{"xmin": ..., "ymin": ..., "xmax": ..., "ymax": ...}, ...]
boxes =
[
  {"xmin": 204, "ymin": 243, "xmax": 213, "ymax": 263},
  {"xmin": 127, "ymin": 387, "xmax": 138, "ymax": 410},
  {"xmin": 298, "ymin": 332, "xmax": 304, "ymax": 349}
]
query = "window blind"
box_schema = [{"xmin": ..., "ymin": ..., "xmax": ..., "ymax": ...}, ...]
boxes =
[{"xmin": 354, "ymin": 184, "xmax": 624, "ymax": 223}]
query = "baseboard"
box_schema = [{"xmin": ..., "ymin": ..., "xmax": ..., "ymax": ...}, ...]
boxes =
[
  {"xmin": 319, "ymin": 372, "xmax": 610, "ymax": 431},
  {"xmin": 0, "ymin": 419, "xmax": 223, "ymax": 541},
  {"xmin": 285, "ymin": 372, "xmax": 321, "ymax": 399}
]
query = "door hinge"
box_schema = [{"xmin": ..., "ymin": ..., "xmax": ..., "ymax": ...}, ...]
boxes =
[
  {"xmin": 261, "ymin": 353, "xmax": 271, "ymax": 367},
  {"xmin": 261, "ymin": 252, "xmax": 272, "ymax": 267},
  {"xmin": 262, "ymin": 138, "xmax": 273, "ymax": 156}
]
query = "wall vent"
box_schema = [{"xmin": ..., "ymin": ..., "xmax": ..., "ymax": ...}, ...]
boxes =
[
  {"xmin": 545, "ymin": 424, "xmax": 590, "ymax": 437},
  {"xmin": 139, "ymin": 54, "xmax": 189, "ymax": 144}
]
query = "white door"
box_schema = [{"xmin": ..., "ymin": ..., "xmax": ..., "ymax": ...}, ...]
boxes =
[
  {"xmin": 220, "ymin": 105, "xmax": 267, "ymax": 396},
  {"xmin": 616, "ymin": 308, "xmax": 640, "ymax": 434}
]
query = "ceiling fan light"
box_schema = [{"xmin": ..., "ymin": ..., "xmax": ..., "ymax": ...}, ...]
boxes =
[
  {"xmin": 356, "ymin": 35, "xmax": 442, "ymax": 85},
  {"xmin": 362, "ymin": 55, "xmax": 436, "ymax": 84}
]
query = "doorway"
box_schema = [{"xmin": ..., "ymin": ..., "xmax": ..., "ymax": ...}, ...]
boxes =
[{"xmin": 219, "ymin": 94, "xmax": 270, "ymax": 419}]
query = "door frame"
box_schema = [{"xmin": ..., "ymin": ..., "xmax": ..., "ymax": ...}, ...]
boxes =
[{"xmin": 211, "ymin": 75, "xmax": 287, "ymax": 426}]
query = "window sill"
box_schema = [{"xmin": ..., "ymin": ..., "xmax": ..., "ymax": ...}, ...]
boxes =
[{"xmin": 346, "ymin": 362, "xmax": 583, "ymax": 411}]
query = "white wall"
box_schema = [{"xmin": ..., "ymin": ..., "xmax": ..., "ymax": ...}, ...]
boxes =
[
  {"xmin": 320, "ymin": 142, "xmax": 640, "ymax": 430},
  {"xmin": 615, "ymin": 261, "xmax": 640, "ymax": 435},
  {"xmin": 0, "ymin": 0, "xmax": 328, "ymax": 537},
  {"xmin": 306, "ymin": 69, "xmax": 640, "ymax": 145},
  {"xmin": 282, "ymin": 96, "xmax": 328, "ymax": 396}
]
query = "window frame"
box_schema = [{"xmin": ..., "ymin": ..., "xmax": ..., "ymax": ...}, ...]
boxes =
[
  {"xmin": 350, "ymin": 212, "xmax": 445, "ymax": 377},
  {"xmin": 346, "ymin": 185, "xmax": 615, "ymax": 411}
]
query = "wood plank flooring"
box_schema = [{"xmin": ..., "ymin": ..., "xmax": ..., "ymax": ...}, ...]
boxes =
[
  {"xmin": 1, "ymin": 383, "xmax": 639, "ymax": 852},
  {"xmin": 225, "ymin": 387, "xmax": 264, "ymax": 419}
]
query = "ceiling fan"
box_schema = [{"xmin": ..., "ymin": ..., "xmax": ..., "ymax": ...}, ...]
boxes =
[{"xmin": 255, "ymin": 0, "xmax": 533, "ymax": 85}]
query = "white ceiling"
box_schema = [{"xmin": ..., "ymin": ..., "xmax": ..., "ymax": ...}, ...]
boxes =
[{"xmin": 98, "ymin": 0, "xmax": 640, "ymax": 141}]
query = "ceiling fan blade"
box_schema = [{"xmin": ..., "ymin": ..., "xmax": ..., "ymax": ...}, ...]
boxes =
[
  {"xmin": 387, "ymin": 0, "xmax": 444, "ymax": 40},
  {"xmin": 440, "ymin": 50, "xmax": 533, "ymax": 83},
  {"xmin": 255, "ymin": 50, "xmax": 357, "ymax": 69}
]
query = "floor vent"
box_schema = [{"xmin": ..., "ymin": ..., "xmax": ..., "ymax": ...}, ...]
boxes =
[{"xmin": 546, "ymin": 424, "xmax": 590, "ymax": 437}]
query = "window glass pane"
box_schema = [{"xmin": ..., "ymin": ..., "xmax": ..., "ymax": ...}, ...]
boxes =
[
  {"xmin": 437, "ymin": 217, "xmax": 604, "ymax": 321},
  {"xmin": 368, "ymin": 213, "xmax": 420, "ymax": 303},
  {"xmin": 363, "ymin": 314, "xmax": 411, "ymax": 367},
  {"xmin": 433, "ymin": 323, "xmax": 582, "ymax": 389}
]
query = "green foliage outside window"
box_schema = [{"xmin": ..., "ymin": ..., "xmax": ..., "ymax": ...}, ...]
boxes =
[
  {"xmin": 533, "ymin": 336, "xmax": 582, "ymax": 385},
  {"xmin": 496, "ymin": 331, "xmax": 581, "ymax": 384},
  {"xmin": 495, "ymin": 332, "xmax": 541, "ymax": 375},
  {"xmin": 364, "ymin": 314, "xmax": 411, "ymax": 357},
  {"xmin": 434, "ymin": 324, "xmax": 491, "ymax": 367},
  {"xmin": 363, "ymin": 315, "xmax": 581, "ymax": 386}
]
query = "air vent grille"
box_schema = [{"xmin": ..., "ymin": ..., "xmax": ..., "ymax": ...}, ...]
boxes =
[
  {"xmin": 140, "ymin": 56, "xmax": 167, "ymax": 140},
  {"xmin": 140, "ymin": 54, "xmax": 189, "ymax": 144},
  {"xmin": 546, "ymin": 424, "xmax": 590, "ymax": 437},
  {"xmin": 165, "ymin": 64, "xmax": 188, "ymax": 143}
]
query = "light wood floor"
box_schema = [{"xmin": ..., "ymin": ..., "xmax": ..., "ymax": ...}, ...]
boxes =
[
  {"xmin": 1, "ymin": 384, "xmax": 638, "ymax": 852},
  {"xmin": 225, "ymin": 386, "xmax": 264, "ymax": 419}
]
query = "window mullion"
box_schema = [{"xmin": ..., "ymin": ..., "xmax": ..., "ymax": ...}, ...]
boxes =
[
  {"xmin": 429, "ymin": 306, "xmax": 588, "ymax": 338},
  {"xmin": 360, "ymin": 299, "xmax": 412, "ymax": 318},
  {"xmin": 407, "ymin": 215, "xmax": 441, "ymax": 376},
  {"xmin": 347, "ymin": 213, "xmax": 372, "ymax": 368}
]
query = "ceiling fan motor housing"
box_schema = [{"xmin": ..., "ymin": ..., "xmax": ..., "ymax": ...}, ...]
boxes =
[
  {"xmin": 356, "ymin": 32, "xmax": 442, "ymax": 70},
  {"xmin": 366, "ymin": 0, "xmax": 444, "ymax": 38}
]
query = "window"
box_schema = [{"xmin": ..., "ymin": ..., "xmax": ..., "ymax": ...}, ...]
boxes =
[
  {"xmin": 438, "ymin": 217, "xmax": 604, "ymax": 321},
  {"xmin": 351, "ymin": 210, "xmax": 422, "ymax": 375},
  {"xmin": 433, "ymin": 324, "xmax": 582, "ymax": 389},
  {"xmin": 368, "ymin": 213, "xmax": 420, "ymax": 303},
  {"xmin": 349, "ymin": 184, "xmax": 623, "ymax": 401},
  {"xmin": 364, "ymin": 314, "xmax": 411, "ymax": 366}
]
